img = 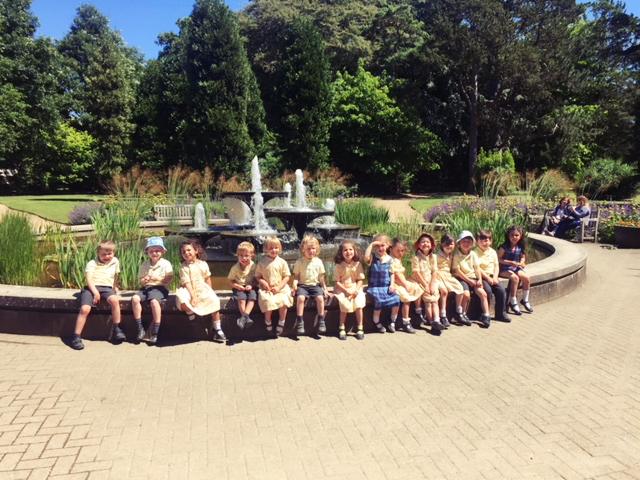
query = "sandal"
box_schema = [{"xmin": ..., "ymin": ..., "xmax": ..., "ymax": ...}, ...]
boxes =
[
  {"xmin": 507, "ymin": 302, "xmax": 522, "ymax": 315},
  {"xmin": 520, "ymin": 300, "xmax": 534, "ymax": 313}
]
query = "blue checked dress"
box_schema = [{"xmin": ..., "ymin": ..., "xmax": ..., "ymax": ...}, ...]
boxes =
[
  {"xmin": 499, "ymin": 243, "xmax": 524, "ymax": 274},
  {"xmin": 367, "ymin": 255, "xmax": 400, "ymax": 309}
]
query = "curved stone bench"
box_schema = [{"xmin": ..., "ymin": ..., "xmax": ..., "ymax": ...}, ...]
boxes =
[{"xmin": 0, "ymin": 233, "xmax": 586, "ymax": 342}]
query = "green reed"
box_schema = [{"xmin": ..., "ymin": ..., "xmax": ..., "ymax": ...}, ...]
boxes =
[
  {"xmin": 0, "ymin": 213, "xmax": 42, "ymax": 285},
  {"xmin": 335, "ymin": 198, "xmax": 389, "ymax": 231}
]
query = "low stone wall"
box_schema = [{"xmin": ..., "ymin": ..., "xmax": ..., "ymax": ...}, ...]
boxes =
[{"xmin": 0, "ymin": 234, "xmax": 586, "ymax": 341}]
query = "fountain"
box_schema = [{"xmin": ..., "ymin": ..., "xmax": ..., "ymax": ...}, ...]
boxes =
[{"xmin": 171, "ymin": 157, "xmax": 360, "ymax": 256}]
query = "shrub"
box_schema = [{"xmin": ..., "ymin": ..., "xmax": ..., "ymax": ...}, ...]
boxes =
[
  {"xmin": 526, "ymin": 169, "xmax": 574, "ymax": 201},
  {"xmin": 68, "ymin": 202, "xmax": 103, "ymax": 225},
  {"xmin": 0, "ymin": 214, "xmax": 41, "ymax": 285},
  {"xmin": 480, "ymin": 170, "xmax": 520, "ymax": 198},
  {"xmin": 576, "ymin": 158, "xmax": 637, "ymax": 199},
  {"xmin": 476, "ymin": 148, "xmax": 516, "ymax": 174}
]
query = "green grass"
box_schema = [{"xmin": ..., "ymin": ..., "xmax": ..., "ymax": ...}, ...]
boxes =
[
  {"xmin": 0, "ymin": 195, "xmax": 105, "ymax": 224},
  {"xmin": 409, "ymin": 194, "xmax": 465, "ymax": 214}
]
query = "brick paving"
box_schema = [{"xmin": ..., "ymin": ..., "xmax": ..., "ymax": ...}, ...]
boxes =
[{"xmin": 1, "ymin": 243, "xmax": 640, "ymax": 479}]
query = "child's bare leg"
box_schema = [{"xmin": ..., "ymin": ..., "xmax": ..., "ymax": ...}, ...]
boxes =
[
  {"xmin": 277, "ymin": 305, "xmax": 288, "ymax": 332},
  {"xmin": 355, "ymin": 309, "xmax": 363, "ymax": 330},
  {"xmin": 131, "ymin": 294, "xmax": 142, "ymax": 320},
  {"xmin": 107, "ymin": 295, "xmax": 121, "ymax": 324},
  {"xmin": 296, "ymin": 295, "xmax": 306, "ymax": 316},
  {"xmin": 74, "ymin": 305, "xmax": 91, "ymax": 335},
  {"xmin": 149, "ymin": 299, "xmax": 162, "ymax": 324},
  {"xmin": 439, "ymin": 288, "xmax": 448, "ymax": 318},
  {"xmin": 245, "ymin": 300, "xmax": 255, "ymax": 316},
  {"xmin": 518, "ymin": 271, "xmax": 533, "ymax": 310},
  {"xmin": 264, "ymin": 310, "xmax": 273, "ymax": 329},
  {"xmin": 315, "ymin": 295, "xmax": 325, "ymax": 316},
  {"xmin": 518, "ymin": 271, "xmax": 530, "ymax": 290},
  {"xmin": 475, "ymin": 287, "xmax": 489, "ymax": 314},
  {"xmin": 238, "ymin": 298, "xmax": 247, "ymax": 316},
  {"xmin": 339, "ymin": 311, "xmax": 347, "ymax": 329},
  {"xmin": 461, "ymin": 291, "xmax": 470, "ymax": 311},
  {"xmin": 401, "ymin": 302, "xmax": 410, "ymax": 319}
]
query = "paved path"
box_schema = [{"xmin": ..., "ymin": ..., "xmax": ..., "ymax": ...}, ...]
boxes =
[
  {"xmin": 372, "ymin": 197, "xmax": 422, "ymax": 222},
  {"xmin": 1, "ymin": 243, "xmax": 640, "ymax": 479}
]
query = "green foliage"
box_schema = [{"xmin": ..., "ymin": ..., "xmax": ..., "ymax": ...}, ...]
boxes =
[
  {"xmin": 480, "ymin": 170, "xmax": 520, "ymax": 198},
  {"xmin": 269, "ymin": 18, "xmax": 332, "ymax": 171},
  {"xmin": 45, "ymin": 122, "xmax": 96, "ymax": 190},
  {"xmin": 477, "ymin": 149, "xmax": 515, "ymax": 175},
  {"xmin": 576, "ymin": 158, "xmax": 637, "ymax": 199},
  {"xmin": 0, "ymin": 213, "xmax": 40, "ymax": 285},
  {"xmin": 335, "ymin": 198, "xmax": 389, "ymax": 231},
  {"xmin": 179, "ymin": 0, "xmax": 267, "ymax": 175},
  {"xmin": 432, "ymin": 198, "xmax": 528, "ymax": 240},
  {"xmin": 58, "ymin": 4, "xmax": 142, "ymax": 184},
  {"xmin": 330, "ymin": 65, "xmax": 443, "ymax": 193},
  {"xmin": 526, "ymin": 169, "xmax": 574, "ymax": 201}
]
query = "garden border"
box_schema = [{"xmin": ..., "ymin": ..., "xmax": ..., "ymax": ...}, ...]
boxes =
[{"xmin": 0, "ymin": 233, "xmax": 586, "ymax": 341}]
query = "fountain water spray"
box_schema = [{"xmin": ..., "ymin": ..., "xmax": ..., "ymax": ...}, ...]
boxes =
[
  {"xmin": 249, "ymin": 156, "xmax": 274, "ymax": 232},
  {"xmin": 192, "ymin": 202, "xmax": 207, "ymax": 231},
  {"xmin": 283, "ymin": 183, "xmax": 292, "ymax": 208},
  {"xmin": 294, "ymin": 169, "xmax": 309, "ymax": 210},
  {"xmin": 250, "ymin": 156, "xmax": 262, "ymax": 192}
]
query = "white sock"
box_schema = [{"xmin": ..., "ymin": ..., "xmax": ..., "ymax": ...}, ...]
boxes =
[
  {"xmin": 213, "ymin": 320, "xmax": 221, "ymax": 330},
  {"xmin": 402, "ymin": 317, "xmax": 411, "ymax": 325},
  {"xmin": 510, "ymin": 296, "xmax": 518, "ymax": 304},
  {"xmin": 415, "ymin": 308, "xmax": 423, "ymax": 314},
  {"xmin": 523, "ymin": 290, "xmax": 530, "ymax": 302},
  {"xmin": 456, "ymin": 305, "xmax": 463, "ymax": 314}
]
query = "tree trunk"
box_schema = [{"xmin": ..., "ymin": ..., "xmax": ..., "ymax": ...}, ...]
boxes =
[{"xmin": 466, "ymin": 73, "xmax": 479, "ymax": 194}]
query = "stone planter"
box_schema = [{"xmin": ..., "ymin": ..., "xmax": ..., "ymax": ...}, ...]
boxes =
[{"xmin": 614, "ymin": 225, "xmax": 640, "ymax": 248}]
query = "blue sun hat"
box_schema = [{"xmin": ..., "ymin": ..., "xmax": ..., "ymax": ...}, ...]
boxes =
[
  {"xmin": 456, "ymin": 230, "xmax": 475, "ymax": 244},
  {"xmin": 145, "ymin": 236, "xmax": 166, "ymax": 252}
]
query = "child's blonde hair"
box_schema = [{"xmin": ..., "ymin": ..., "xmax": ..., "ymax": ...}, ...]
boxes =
[
  {"xmin": 299, "ymin": 235, "xmax": 320, "ymax": 254},
  {"xmin": 236, "ymin": 241, "xmax": 255, "ymax": 257},
  {"xmin": 97, "ymin": 240, "xmax": 116, "ymax": 253},
  {"xmin": 262, "ymin": 236, "xmax": 282, "ymax": 253},
  {"xmin": 372, "ymin": 234, "xmax": 391, "ymax": 245}
]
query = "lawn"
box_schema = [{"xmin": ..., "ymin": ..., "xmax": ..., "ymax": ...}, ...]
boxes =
[
  {"xmin": 0, "ymin": 195, "xmax": 105, "ymax": 224},
  {"xmin": 409, "ymin": 193, "xmax": 465, "ymax": 215}
]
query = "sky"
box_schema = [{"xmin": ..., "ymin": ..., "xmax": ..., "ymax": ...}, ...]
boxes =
[{"xmin": 32, "ymin": 0, "xmax": 640, "ymax": 60}]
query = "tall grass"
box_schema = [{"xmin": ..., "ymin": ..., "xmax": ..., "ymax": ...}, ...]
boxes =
[
  {"xmin": 335, "ymin": 198, "xmax": 389, "ymax": 231},
  {"xmin": 434, "ymin": 205, "xmax": 527, "ymax": 240},
  {"xmin": 526, "ymin": 169, "xmax": 573, "ymax": 201},
  {"xmin": 0, "ymin": 214, "xmax": 41, "ymax": 285},
  {"xmin": 480, "ymin": 170, "xmax": 520, "ymax": 198}
]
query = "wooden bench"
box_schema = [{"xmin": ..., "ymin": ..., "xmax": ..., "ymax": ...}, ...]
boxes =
[
  {"xmin": 153, "ymin": 204, "xmax": 195, "ymax": 221},
  {"xmin": 541, "ymin": 205, "xmax": 599, "ymax": 242}
]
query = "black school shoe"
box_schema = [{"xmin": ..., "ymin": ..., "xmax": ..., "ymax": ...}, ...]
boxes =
[
  {"xmin": 110, "ymin": 325, "xmax": 126, "ymax": 343},
  {"xmin": 480, "ymin": 314, "xmax": 491, "ymax": 328},
  {"xmin": 69, "ymin": 335, "xmax": 84, "ymax": 350},
  {"xmin": 456, "ymin": 311, "xmax": 472, "ymax": 326}
]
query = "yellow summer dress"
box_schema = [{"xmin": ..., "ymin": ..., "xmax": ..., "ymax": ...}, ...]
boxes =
[
  {"xmin": 175, "ymin": 260, "xmax": 220, "ymax": 315},
  {"xmin": 391, "ymin": 257, "xmax": 423, "ymax": 303},
  {"xmin": 334, "ymin": 261, "xmax": 366, "ymax": 313},
  {"xmin": 435, "ymin": 251, "xmax": 464, "ymax": 294},
  {"xmin": 411, "ymin": 251, "xmax": 440, "ymax": 303},
  {"xmin": 255, "ymin": 256, "xmax": 293, "ymax": 312}
]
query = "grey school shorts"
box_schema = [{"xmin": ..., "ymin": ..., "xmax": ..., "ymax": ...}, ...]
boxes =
[
  {"xmin": 232, "ymin": 288, "xmax": 257, "ymax": 301},
  {"xmin": 135, "ymin": 286, "xmax": 169, "ymax": 303},
  {"xmin": 296, "ymin": 284, "xmax": 324, "ymax": 298},
  {"xmin": 79, "ymin": 286, "xmax": 116, "ymax": 306}
]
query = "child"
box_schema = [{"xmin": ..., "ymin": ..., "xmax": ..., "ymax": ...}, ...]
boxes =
[
  {"xmin": 292, "ymin": 235, "xmax": 328, "ymax": 336},
  {"xmin": 228, "ymin": 241, "xmax": 257, "ymax": 330},
  {"xmin": 411, "ymin": 233, "xmax": 442, "ymax": 332},
  {"xmin": 333, "ymin": 240, "xmax": 366, "ymax": 340},
  {"xmin": 475, "ymin": 230, "xmax": 511, "ymax": 323},
  {"xmin": 69, "ymin": 240, "xmax": 122, "ymax": 350},
  {"xmin": 389, "ymin": 238, "xmax": 423, "ymax": 334},
  {"xmin": 452, "ymin": 230, "xmax": 491, "ymax": 328},
  {"xmin": 255, "ymin": 236, "xmax": 293, "ymax": 336},
  {"xmin": 175, "ymin": 240, "xmax": 225, "ymax": 342},
  {"xmin": 436, "ymin": 234, "xmax": 467, "ymax": 327},
  {"xmin": 498, "ymin": 225, "xmax": 533, "ymax": 314},
  {"xmin": 131, "ymin": 237, "xmax": 174, "ymax": 345},
  {"xmin": 364, "ymin": 234, "xmax": 400, "ymax": 333}
]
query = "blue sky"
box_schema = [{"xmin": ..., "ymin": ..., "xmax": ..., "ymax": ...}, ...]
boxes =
[{"xmin": 32, "ymin": 0, "xmax": 640, "ymax": 60}]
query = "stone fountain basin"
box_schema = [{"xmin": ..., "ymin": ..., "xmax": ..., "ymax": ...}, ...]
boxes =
[
  {"xmin": 0, "ymin": 234, "xmax": 586, "ymax": 341},
  {"xmin": 221, "ymin": 191, "xmax": 288, "ymax": 203},
  {"xmin": 308, "ymin": 224, "xmax": 361, "ymax": 242}
]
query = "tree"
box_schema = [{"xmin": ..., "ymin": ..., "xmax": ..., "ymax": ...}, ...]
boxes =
[
  {"xmin": 179, "ymin": 0, "xmax": 267, "ymax": 175},
  {"xmin": 0, "ymin": 0, "xmax": 68, "ymax": 190},
  {"xmin": 330, "ymin": 65, "xmax": 442, "ymax": 193},
  {"xmin": 59, "ymin": 4, "xmax": 142, "ymax": 184}
]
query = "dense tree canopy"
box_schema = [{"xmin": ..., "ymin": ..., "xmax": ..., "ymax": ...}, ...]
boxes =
[{"xmin": 0, "ymin": 0, "xmax": 638, "ymax": 193}]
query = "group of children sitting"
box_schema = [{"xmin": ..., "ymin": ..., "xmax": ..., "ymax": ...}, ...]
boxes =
[{"xmin": 69, "ymin": 225, "xmax": 534, "ymax": 350}]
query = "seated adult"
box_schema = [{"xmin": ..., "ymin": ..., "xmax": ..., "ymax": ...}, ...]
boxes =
[
  {"xmin": 554, "ymin": 195, "xmax": 590, "ymax": 239},
  {"xmin": 542, "ymin": 196, "xmax": 571, "ymax": 235}
]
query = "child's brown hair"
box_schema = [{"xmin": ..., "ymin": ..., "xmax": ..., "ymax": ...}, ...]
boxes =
[
  {"xmin": 180, "ymin": 239, "xmax": 206, "ymax": 260},
  {"xmin": 439, "ymin": 233, "xmax": 455, "ymax": 249},
  {"xmin": 334, "ymin": 240, "xmax": 361, "ymax": 264},
  {"xmin": 476, "ymin": 229, "xmax": 493, "ymax": 241},
  {"xmin": 97, "ymin": 240, "xmax": 116, "ymax": 253},
  {"xmin": 414, "ymin": 233, "xmax": 436, "ymax": 255}
]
